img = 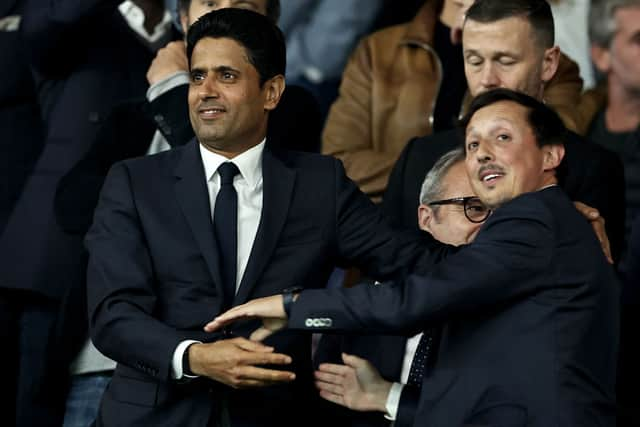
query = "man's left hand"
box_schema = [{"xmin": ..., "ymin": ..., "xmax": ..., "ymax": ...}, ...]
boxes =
[
  {"xmin": 205, "ymin": 295, "xmax": 288, "ymax": 341},
  {"xmin": 573, "ymin": 201, "xmax": 613, "ymax": 264}
]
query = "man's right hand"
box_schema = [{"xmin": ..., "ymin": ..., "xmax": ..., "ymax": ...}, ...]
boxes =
[
  {"xmin": 188, "ymin": 337, "xmax": 295, "ymax": 389},
  {"xmin": 146, "ymin": 41, "xmax": 189, "ymax": 86}
]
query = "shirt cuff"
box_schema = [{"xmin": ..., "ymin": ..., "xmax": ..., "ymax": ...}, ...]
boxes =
[
  {"xmin": 171, "ymin": 339, "xmax": 201, "ymax": 379},
  {"xmin": 384, "ymin": 382, "xmax": 404, "ymax": 421},
  {"xmin": 146, "ymin": 71, "xmax": 190, "ymax": 102}
]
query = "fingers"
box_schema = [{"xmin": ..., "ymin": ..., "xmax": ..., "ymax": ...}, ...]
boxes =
[
  {"xmin": 204, "ymin": 305, "xmax": 250, "ymax": 332},
  {"xmin": 233, "ymin": 337, "xmax": 274, "ymax": 353},
  {"xmin": 574, "ymin": 201, "xmax": 600, "ymax": 219},
  {"xmin": 341, "ymin": 352, "xmax": 366, "ymax": 368},
  {"xmin": 229, "ymin": 366, "xmax": 296, "ymax": 389},
  {"xmin": 250, "ymin": 326, "xmax": 275, "ymax": 342},
  {"xmin": 315, "ymin": 377, "xmax": 344, "ymax": 395},
  {"xmin": 318, "ymin": 389, "xmax": 346, "ymax": 407},
  {"xmin": 315, "ymin": 368, "xmax": 346, "ymax": 386},
  {"xmin": 317, "ymin": 362, "xmax": 350, "ymax": 376}
]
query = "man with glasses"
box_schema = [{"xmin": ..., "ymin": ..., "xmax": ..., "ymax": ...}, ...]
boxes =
[{"xmin": 313, "ymin": 147, "xmax": 490, "ymax": 427}]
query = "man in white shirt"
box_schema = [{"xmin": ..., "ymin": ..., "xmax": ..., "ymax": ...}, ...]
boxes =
[{"xmin": 86, "ymin": 9, "xmax": 428, "ymax": 427}]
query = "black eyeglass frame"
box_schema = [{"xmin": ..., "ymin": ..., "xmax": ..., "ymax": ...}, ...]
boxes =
[{"xmin": 427, "ymin": 196, "xmax": 491, "ymax": 224}]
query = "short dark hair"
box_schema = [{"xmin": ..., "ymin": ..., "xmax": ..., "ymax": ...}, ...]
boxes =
[
  {"xmin": 460, "ymin": 88, "xmax": 567, "ymax": 149},
  {"xmin": 186, "ymin": 8, "xmax": 286, "ymax": 86},
  {"xmin": 465, "ymin": 0, "xmax": 555, "ymax": 49},
  {"xmin": 177, "ymin": 0, "xmax": 281, "ymax": 24}
]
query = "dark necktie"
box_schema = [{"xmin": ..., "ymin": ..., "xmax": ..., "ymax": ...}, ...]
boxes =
[
  {"xmin": 214, "ymin": 162, "xmax": 240, "ymax": 310},
  {"xmin": 406, "ymin": 328, "xmax": 437, "ymax": 387}
]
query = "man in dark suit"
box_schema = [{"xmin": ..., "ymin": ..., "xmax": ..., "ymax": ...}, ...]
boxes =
[
  {"xmin": 209, "ymin": 89, "xmax": 619, "ymax": 427},
  {"xmin": 86, "ymin": 9, "xmax": 426, "ymax": 427},
  {"xmin": 382, "ymin": 0, "xmax": 626, "ymax": 263}
]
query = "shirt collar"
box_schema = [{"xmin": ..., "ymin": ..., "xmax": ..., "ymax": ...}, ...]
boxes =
[{"xmin": 199, "ymin": 139, "xmax": 265, "ymax": 189}]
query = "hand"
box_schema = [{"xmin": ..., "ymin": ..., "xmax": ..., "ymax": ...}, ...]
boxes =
[
  {"xmin": 573, "ymin": 201, "xmax": 613, "ymax": 264},
  {"xmin": 188, "ymin": 337, "xmax": 295, "ymax": 388},
  {"xmin": 204, "ymin": 295, "xmax": 288, "ymax": 341},
  {"xmin": 146, "ymin": 41, "xmax": 188, "ymax": 85},
  {"xmin": 314, "ymin": 353, "xmax": 392, "ymax": 413}
]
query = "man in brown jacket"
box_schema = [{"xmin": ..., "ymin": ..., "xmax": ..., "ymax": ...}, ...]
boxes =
[{"xmin": 323, "ymin": 0, "xmax": 584, "ymax": 202}]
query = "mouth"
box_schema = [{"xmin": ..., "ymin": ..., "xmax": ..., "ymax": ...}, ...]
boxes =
[
  {"xmin": 198, "ymin": 106, "xmax": 226, "ymax": 119},
  {"xmin": 478, "ymin": 166, "xmax": 505, "ymax": 186}
]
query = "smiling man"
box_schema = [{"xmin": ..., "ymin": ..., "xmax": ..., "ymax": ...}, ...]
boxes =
[
  {"xmin": 86, "ymin": 8, "xmax": 429, "ymax": 427},
  {"xmin": 210, "ymin": 89, "xmax": 619, "ymax": 427}
]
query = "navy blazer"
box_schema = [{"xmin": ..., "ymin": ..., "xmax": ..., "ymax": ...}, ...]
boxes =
[
  {"xmin": 86, "ymin": 141, "xmax": 428, "ymax": 427},
  {"xmin": 291, "ymin": 187, "xmax": 619, "ymax": 427}
]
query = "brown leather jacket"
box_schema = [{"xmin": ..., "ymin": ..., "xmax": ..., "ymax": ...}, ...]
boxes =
[{"xmin": 322, "ymin": 0, "xmax": 585, "ymax": 202}]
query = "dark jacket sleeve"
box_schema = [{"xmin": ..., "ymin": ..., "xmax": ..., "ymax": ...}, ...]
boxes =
[
  {"xmin": 289, "ymin": 194, "xmax": 556, "ymax": 336},
  {"xmin": 21, "ymin": 0, "xmax": 122, "ymax": 77},
  {"xmin": 148, "ymin": 84, "xmax": 195, "ymax": 148},
  {"xmin": 86, "ymin": 162, "xmax": 222, "ymax": 382}
]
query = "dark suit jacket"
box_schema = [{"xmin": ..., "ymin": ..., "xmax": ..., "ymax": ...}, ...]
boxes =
[
  {"xmin": 382, "ymin": 129, "xmax": 626, "ymax": 263},
  {"xmin": 0, "ymin": 0, "xmax": 155, "ymax": 299},
  {"xmin": 0, "ymin": 0, "xmax": 44, "ymax": 236},
  {"xmin": 291, "ymin": 186, "xmax": 619, "ymax": 427},
  {"xmin": 86, "ymin": 140, "xmax": 427, "ymax": 427}
]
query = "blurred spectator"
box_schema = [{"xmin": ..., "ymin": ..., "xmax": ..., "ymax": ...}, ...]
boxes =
[
  {"xmin": 581, "ymin": 2, "xmax": 640, "ymax": 424},
  {"xmin": 321, "ymin": 0, "xmax": 473, "ymax": 203},
  {"xmin": 278, "ymin": 0, "xmax": 383, "ymax": 117},
  {"xmin": 580, "ymin": 0, "xmax": 640, "ymax": 270},
  {"xmin": 0, "ymin": 1, "xmax": 173, "ymax": 425},
  {"xmin": 549, "ymin": 0, "xmax": 596, "ymax": 89},
  {"xmin": 0, "ymin": 1, "xmax": 45, "ymax": 425}
]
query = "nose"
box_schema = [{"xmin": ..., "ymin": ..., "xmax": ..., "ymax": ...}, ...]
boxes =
[
  {"xmin": 475, "ymin": 141, "xmax": 494, "ymax": 164},
  {"xmin": 198, "ymin": 75, "xmax": 220, "ymax": 101},
  {"xmin": 480, "ymin": 63, "xmax": 499, "ymax": 90}
]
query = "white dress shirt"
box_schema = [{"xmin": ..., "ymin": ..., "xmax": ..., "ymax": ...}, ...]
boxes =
[
  {"xmin": 171, "ymin": 140, "xmax": 265, "ymax": 379},
  {"xmin": 384, "ymin": 333, "xmax": 422, "ymax": 421}
]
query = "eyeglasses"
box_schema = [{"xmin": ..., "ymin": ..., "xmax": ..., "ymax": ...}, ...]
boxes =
[{"xmin": 428, "ymin": 196, "xmax": 491, "ymax": 223}]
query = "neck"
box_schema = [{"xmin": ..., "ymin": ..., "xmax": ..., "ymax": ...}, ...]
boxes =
[
  {"xmin": 200, "ymin": 136, "xmax": 265, "ymax": 159},
  {"xmin": 606, "ymin": 77, "xmax": 640, "ymax": 132}
]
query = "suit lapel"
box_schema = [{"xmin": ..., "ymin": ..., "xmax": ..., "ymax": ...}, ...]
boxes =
[
  {"xmin": 234, "ymin": 148, "xmax": 295, "ymax": 305},
  {"xmin": 173, "ymin": 140, "xmax": 224, "ymax": 293}
]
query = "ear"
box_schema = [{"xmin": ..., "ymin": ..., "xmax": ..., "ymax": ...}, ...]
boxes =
[
  {"xmin": 542, "ymin": 144, "xmax": 565, "ymax": 172},
  {"xmin": 418, "ymin": 204, "xmax": 436, "ymax": 233},
  {"xmin": 540, "ymin": 45, "xmax": 561, "ymax": 84},
  {"xmin": 263, "ymin": 74, "xmax": 286, "ymax": 111},
  {"xmin": 591, "ymin": 44, "xmax": 611, "ymax": 74}
]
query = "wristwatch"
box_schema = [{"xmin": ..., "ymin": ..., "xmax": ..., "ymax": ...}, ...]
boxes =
[
  {"xmin": 182, "ymin": 343, "xmax": 196, "ymax": 377},
  {"xmin": 282, "ymin": 286, "xmax": 303, "ymax": 318}
]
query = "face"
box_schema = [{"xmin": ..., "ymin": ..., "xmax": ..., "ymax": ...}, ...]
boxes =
[
  {"xmin": 593, "ymin": 6, "xmax": 640, "ymax": 94},
  {"xmin": 183, "ymin": 0, "xmax": 268, "ymax": 29},
  {"xmin": 188, "ymin": 37, "xmax": 282, "ymax": 155},
  {"xmin": 418, "ymin": 162, "xmax": 484, "ymax": 246},
  {"xmin": 464, "ymin": 101, "xmax": 563, "ymax": 209},
  {"xmin": 462, "ymin": 16, "xmax": 558, "ymax": 98}
]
